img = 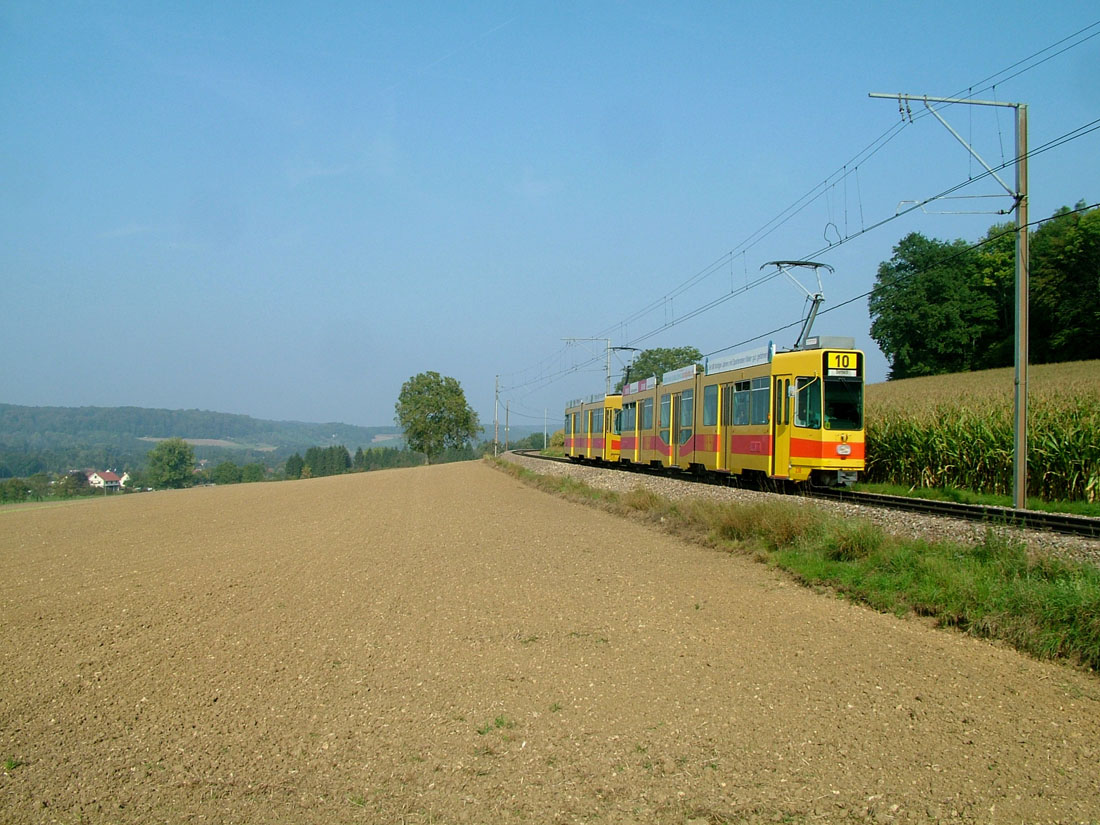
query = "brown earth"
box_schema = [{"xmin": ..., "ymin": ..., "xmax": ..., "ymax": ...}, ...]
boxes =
[{"xmin": 1, "ymin": 461, "xmax": 1098, "ymax": 825}]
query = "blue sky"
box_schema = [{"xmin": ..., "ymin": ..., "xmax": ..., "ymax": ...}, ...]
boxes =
[{"xmin": 2, "ymin": 3, "xmax": 1097, "ymax": 431}]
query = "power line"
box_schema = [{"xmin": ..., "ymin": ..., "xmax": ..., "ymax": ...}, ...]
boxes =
[
  {"xmin": 586, "ymin": 20, "xmax": 1100, "ymax": 345},
  {"xmin": 704, "ymin": 200, "xmax": 1098, "ymax": 360},
  {"xmin": 502, "ymin": 120, "xmax": 1097, "ymax": 401},
  {"xmin": 498, "ymin": 23, "xmax": 1099, "ymax": 402},
  {"xmin": 621, "ymin": 115, "xmax": 1099, "ymax": 352},
  {"xmin": 815, "ymin": 200, "xmax": 1100, "ymax": 321}
]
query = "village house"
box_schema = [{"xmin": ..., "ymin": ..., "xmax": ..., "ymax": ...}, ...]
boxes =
[{"xmin": 86, "ymin": 470, "xmax": 129, "ymax": 491}]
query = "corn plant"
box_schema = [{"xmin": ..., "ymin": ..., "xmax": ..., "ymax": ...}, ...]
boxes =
[{"xmin": 865, "ymin": 392, "xmax": 1100, "ymax": 502}]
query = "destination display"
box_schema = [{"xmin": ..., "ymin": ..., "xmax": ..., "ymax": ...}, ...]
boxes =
[{"xmin": 826, "ymin": 351, "xmax": 860, "ymax": 378}]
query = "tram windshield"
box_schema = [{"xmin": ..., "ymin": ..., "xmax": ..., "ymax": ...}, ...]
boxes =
[{"xmin": 824, "ymin": 377, "xmax": 862, "ymax": 430}]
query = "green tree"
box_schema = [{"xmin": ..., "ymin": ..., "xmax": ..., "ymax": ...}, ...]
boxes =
[
  {"xmin": 395, "ymin": 372, "xmax": 481, "ymax": 464},
  {"xmin": 971, "ymin": 220, "xmax": 1016, "ymax": 370},
  {"xmin": 56, "ymin": 471, "xmax": 87, "ymax": 498},
  {"xmin": 241, "ymin": 463, "xmax": 265, "ymax": 483},
  {"xmin": 616, "ymin": 346, "xmax": 702, "ymax": 390},
  {"xmin": 868, "ymin": 232, "xmax": 995, "ymax": 379},
  {"xmin": 211, "ymin": 460, "xmax": 243, "ymax": 485},
  {"xmin": 285, "ymin": 453, "xmax": 304, "ymax": 479},
  {"xmin": 2, "ymin": 477, "xmax": 27, "ymax": 503},
  {"xmin": 145, "ymin": 437, "xmax": 195, "ymax": 489},
  {"xmin": 1030, "ymin": 203, "xmax": 1100, "ymax": 363},
  {"xmin": 26, "ymin": 473, "xmax": 50, "ymax": 501},
  {"xmin": 303, "ymin": 445, "xmax": 350, "ymax": 477}
]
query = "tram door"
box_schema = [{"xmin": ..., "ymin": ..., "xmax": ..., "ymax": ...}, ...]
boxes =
[
  {"xmin": 659, "ymin": 392, "xmax": 677, "ymax": 467},
  {"xmin": 771, "ymin": 374, "xmax": 792, "ymax": 478},
  {"xmin": 662, "ymin": 390, "xmax": 694, "ymax": 469}
]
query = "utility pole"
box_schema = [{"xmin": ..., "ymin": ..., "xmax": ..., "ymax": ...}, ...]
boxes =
[
  {"xmin": 493, "ymin": 375, "xmax": 500, "ymax": 457},
  {"xmin": 870, "ymin": 92, "xmax": 1029, "ymax": 509},
  {"xmin": 505, "ymin": 401, "xmax": 510, "ymax": 450}
]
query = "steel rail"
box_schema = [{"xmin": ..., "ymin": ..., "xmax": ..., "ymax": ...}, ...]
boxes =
[
  {"xmin": 509, "ymin": 451, "xmax": 1100, "ymax": 540},
  {"xmin": 807, "ymin": 487, "xmax": 1100, "ymax": 539}
]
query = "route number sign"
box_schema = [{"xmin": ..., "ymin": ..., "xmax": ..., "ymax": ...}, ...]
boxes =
[{"xmin": 826, "ymin": 352, "xmax": 858, "ymax": 378}]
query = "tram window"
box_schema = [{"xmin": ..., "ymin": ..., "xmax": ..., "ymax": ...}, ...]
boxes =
[
  {"xmin": 750, "ymin": 377, "xmax": 770, "ymax": 425},
  {"xmin": 795, "ymin": 377, "xmax": 822, "ymax": 429},
  {"xmin": 613, "ymin": 410, "xmax": 622, "ymax": 434},
  {"xmin": 824, "ymin": 378, "xmax": 863, "ymax": 430},
  {"xmin": 623, "ymin": 403, "xmax": 637, "ymax": 431},
  {"xmin": 592, "ymin": 409, "xmax": 603, "ymax": 433},
  {"xmin": 703, "ymin": 384, "xmax": 718, "ymax": 426},
  {"xmin": 721, "ymin": 384, "xmax": 733, "ymax": 426},
  {"xmin": 732, "ymin": 381, "xmax": 750, "ymax": 426},
  {"xmin": 680, "ymin": 389, "xmax": 694, "ymax": 428},
  {"xmin": 640, "ymin": 397, "xmax": 654, "ymax": 429}
]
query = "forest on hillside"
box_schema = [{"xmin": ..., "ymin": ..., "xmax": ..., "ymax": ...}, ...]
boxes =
[{"xmin": 0, "ymin": 404, "xmax": 402, "ymax": 477}]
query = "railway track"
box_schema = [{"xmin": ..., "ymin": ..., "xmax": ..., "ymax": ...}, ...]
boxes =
[
  {"xmin": 510, "ymin": 450, "xmax": 1100, "ymax": 539},
  {"xmin": 809, "ymin": 486, "xmax": 1100, "ymax": 539}
]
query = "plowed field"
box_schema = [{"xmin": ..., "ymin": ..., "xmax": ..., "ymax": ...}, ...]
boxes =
[{"xmin": 2, "ymin": 462, "xmax": 1098, "ymax": 824}]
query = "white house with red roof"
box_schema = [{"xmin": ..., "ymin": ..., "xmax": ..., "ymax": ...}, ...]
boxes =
[{"xmin": 87, "ymin": 470, "xmax": 124, "ymax": 491}]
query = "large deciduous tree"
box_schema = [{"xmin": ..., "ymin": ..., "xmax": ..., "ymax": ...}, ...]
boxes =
[
  {"xmin": 395, "ymin": 372, "xmax": 481, "ymax": 464},
  {"xmin": 145, "ymin": 437, "xmax": 195, "ymax": 489},
  {"xmin": 868, "ymin": 232, "xmax": 997, "ymax": 379},
  {"xmin": 870, "ymin": 203, "xmax": 1098, "ymax": 379},
  {"xmin": 617, "ymin": 346, "xmax": 702, "ymax": 390},
  {"xmin": 1030, "ymin": 203, "xmax": 1100, "ymax": 363}
]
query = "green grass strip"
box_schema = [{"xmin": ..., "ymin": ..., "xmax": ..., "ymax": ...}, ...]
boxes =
[{"xmin": 491, "ymin": 457, "xmax": 1100, "ymax": 672}]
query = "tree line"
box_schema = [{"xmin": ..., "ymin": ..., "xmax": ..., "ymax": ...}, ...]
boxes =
[
  {"xmin": 869, "ymin": 202, "xmax": 1098, "ymax": 379},
  {"xmin": 3, "ymin": 372, "xmax": 489, "ymax": 501},
  {"xmin": 0, "ymin": 403, "xmax": 401, "ymax": 478},
  {"xmin": 1, "ymin": 442, "xmax": 435, "ymax": 503}
]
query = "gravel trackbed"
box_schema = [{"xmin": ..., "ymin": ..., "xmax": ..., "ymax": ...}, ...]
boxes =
[{"xmin": 2, "ymin": 461, "xmax": 1098, "ymax": 824}]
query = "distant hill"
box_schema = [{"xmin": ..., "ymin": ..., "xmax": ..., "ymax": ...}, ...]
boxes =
[{"xmin": 0, "ymin": 403, "xmax": 404, "ymax": 476}]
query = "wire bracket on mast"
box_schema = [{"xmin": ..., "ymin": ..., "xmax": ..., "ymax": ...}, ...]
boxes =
[
  {"xmin": 869, "ymin": 92, "xmax": 1022, "ymax": 213},
  {"xmin": 760, "ymin": 260, "xmax": 834, "ymax": 350}
]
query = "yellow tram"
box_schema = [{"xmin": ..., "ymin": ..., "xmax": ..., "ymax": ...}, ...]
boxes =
[
  {"xmin": 576, "ymin": 337, "xmax": 864, "ymax": 486},
  {"xmin": 563, "ymin": 393, "xmax": 623, "ymax": 463}
]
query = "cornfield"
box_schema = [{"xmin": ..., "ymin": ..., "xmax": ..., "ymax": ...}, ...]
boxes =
[{"xmin": 864, "ymin": 360, "xmax": 1100, "ymax": 502}]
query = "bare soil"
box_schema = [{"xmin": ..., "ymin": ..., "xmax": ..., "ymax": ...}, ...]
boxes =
[{"xmin": 2, "ymin": 462, "xmax": 1098, "ymax": 824}]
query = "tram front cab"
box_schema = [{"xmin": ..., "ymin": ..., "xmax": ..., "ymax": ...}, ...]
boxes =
[{"xmin": 770, "ymin": 343, "xmax": 865, "ymax": 485}]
